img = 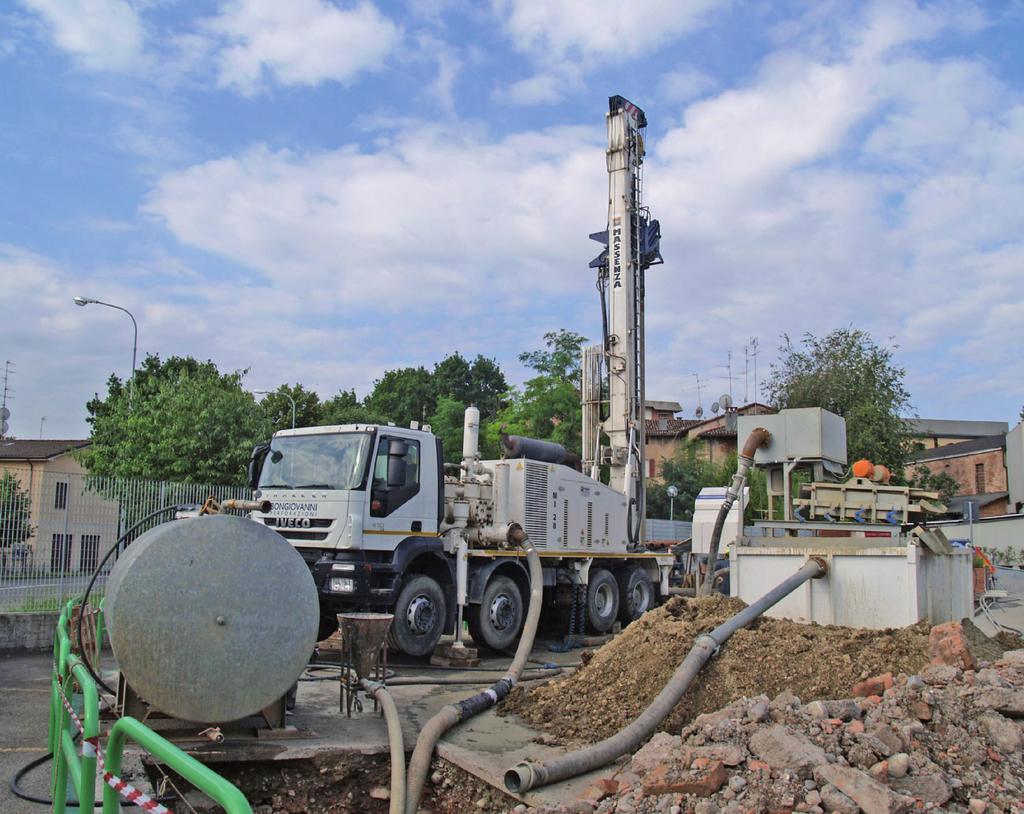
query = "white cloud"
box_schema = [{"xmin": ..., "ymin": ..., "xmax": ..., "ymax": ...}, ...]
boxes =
[
  {"xmin": 19, "ymin": 0, "xmax": 143, "ymax": 70},
  {"xmin": 494, "ymin": 0, "xmax": 719, "ymax": 61},
  {"xmin": 205, "ymin": 0, "xmax": 400, "ymax": 94},
  {"xmin": 491, "ymin": 0, "xmax": 721, "ymax": 104},
  {"xmin": 143, "ymin": 125, "xmax": 607, "ymax": 312}
]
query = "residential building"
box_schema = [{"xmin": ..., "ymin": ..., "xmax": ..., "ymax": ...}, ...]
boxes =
[
  {"xmin": 645, "ymin": 402, "xmax": 775, "ymax": 481},
  {"xmin": 905, "ymin": 435, "xmax": 1009, "ymax": 518},
  {"xmin": 0, "ymin": 439, "xmax": 120, "ymax": 574}
]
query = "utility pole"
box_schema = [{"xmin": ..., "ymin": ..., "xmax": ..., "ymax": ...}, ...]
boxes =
[
  {"xmin": 749, "ymin": 337, "xmax": 760, "ymax": 403},
  {"xmin": 743, "ymin": 344, "xmax": 750, "ymax": 404},
  {"xmin": 0, "ymin": 361, "xmax": 14, "ymax": 439}
]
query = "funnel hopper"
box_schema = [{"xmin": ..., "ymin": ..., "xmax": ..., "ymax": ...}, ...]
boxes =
[{"xmin": 337, "ymin": 612, "xmax": 393, "ymax": 680}]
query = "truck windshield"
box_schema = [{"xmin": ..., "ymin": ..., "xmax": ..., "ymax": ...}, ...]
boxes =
[{"xmin": 258, "ymin": 432, "xmax": 372, "ymax": 491}]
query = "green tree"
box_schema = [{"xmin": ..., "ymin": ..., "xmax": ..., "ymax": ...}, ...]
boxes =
[
  {"xmin": 432, "ymin": 353, "xmax": 508, "ymax": 420},
  {"xmin": 259, "ymin": 383, "xmax": 322, "ymax": 432},
  {"xmin": 485, "ymin": 331, "xmax": 588, "ymax": 455},
  {"xmin": 320, "ymin": 389, "xmax": 387, "ymax": 426},
  {"xmin": 766, "ymin": 329, "xmax": 912, "ymax": 470},
  {"xmin": 518, "ymin": 329, "xmax": 588, "ymax": 387},
  {"xmin": 907, "ymin": 464, "xmax": 960, "ymax": 504},
  {"xmin": 83, "ymin": 354, "xmax": 272, "ymax": 485},
  {"xmin": 364, "ymin": 366, "xmax": 435, "ymax": 428},
  {"xmin": 645, "ymin": 442, "xmax": 768, "ymax": 524},
  {"xmin": 0, "ymin": 470, "xmax": 34, "ymax": 550}
]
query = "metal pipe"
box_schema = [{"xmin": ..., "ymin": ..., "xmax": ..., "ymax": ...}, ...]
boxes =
[
  {"xmin": 221, "ymin": 498, "xmax": 273, "ymax": 513},
  {"xmin": 361, "ymin": 678, "xmax": 406, "ymax": 814},
  {"xmin": 698, "ymin": 427, "xmax": 770, "ymax": 596},
  {"xmin": 504, "ymin": 558, "xmax": 826, "ymax": 794},
  {"xmin": 404, "ymin": 525, "xmax": 544, "ymax": 814}
]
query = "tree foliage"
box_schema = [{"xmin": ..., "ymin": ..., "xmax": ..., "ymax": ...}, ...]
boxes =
[
  {"xmin": 486, "ymin": 331, "xmax": 588, "ymax": 455},
  {"xmin": 83, "ymin": 354, "xmax": 272, "ymax": 485},
  {"xmin": 0, "ymin": 471, "xmax": 34, "ymax": 549},
  {"xmin": 259, "ymin": 383, "xmax": 322, "ymax": 432},
  {"xmin": 907, "ymin": 464, "xmax": 960, "ymax": 504},
  {"xmin": 645, "ymin": 442, "xmax": 768, "ymax": 524},
  {"xmin": 766, "ymin": 329, "xmax": 912, "ymax": 470},
  {"xmin": 320, "ymin": 389, "xmax": 387, "ymax": 426},
  {"xmin": 518, "ymin": 329, "xmax": 588, "ymax": 388}
]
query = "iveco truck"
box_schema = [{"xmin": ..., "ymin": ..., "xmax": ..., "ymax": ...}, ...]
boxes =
[{"xmin": 248, "ymin": 95, "xmax": 672, "ymax": 656}]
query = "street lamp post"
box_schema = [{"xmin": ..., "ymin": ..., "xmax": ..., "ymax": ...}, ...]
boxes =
[
  {"xmin": 254, "ymin": 390, "xmax": 296, "ymax": 429},
  {"xmin": 667, "ymin": 484, "xmax": 679, "ymax": 524},
  {"xmin": 73, "ymin": 297, "xmax": 138, "ymax": 403}
]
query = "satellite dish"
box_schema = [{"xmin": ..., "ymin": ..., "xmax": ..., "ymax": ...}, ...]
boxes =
[
  {"xmin": 694, "ymin": 406, "xmax": 703, "ymax": 419},
  {"xmin": 725, "ymin": 412, "xmax": 738, "ymax": 432},
  {"xmin": 711, "ymin": 402, "xmax": 720, "ymax": 414},
  {"xmin": 720, "ymin": 394, "xmax": 733, "ymax": 410}
]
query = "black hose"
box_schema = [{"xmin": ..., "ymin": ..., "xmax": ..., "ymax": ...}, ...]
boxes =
[
  {"xmin": 9, "ymin": 738, "xmax": 175, "ymax": 808},
  {"xmin": 76, "ymin": 504, "xmax": 183, "ymax": 696}
]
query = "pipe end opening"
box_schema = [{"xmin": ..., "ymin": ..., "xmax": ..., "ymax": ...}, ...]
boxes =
[{"xmin": 504, "ymin": 765, "xmax": 530, "ymax": 793}]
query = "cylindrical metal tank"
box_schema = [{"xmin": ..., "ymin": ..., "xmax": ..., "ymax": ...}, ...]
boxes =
[{"xmin": 105, "ymin": 515, "xmax": 319, "ymax": 723}]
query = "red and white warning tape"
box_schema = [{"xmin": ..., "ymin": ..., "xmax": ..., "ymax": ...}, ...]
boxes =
[{"xmin": 56, "ymin": 687, "xmax": 170, "ymax": 814}]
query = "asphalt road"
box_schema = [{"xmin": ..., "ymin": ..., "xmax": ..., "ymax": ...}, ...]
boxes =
[{"xmin": 1, "ymin": 652, "xmax": 56, "ymax": 814}]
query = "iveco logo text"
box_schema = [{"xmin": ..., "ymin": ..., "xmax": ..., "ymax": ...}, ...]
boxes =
[
  {"xmin": 272, "ymin": 517, "xmax": 313, "ymax": 528},
  {"xmin": 271, "ymin": 502, "xmax": 318, "ymax": 517}
]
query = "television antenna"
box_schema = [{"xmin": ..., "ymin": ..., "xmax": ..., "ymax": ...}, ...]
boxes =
[{"xmin": 0, "ymin": 361, "xmax": 13, "ymax": 439}]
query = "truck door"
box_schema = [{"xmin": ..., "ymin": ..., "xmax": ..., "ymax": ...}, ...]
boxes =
[{"xmin": 363, "ymin": 434, "xmax": 438, "ymax": 542}]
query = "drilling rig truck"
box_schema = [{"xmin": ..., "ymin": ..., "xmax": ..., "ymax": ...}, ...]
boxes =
[{"xmin": 247, "ymin": 96, "xmax": 672, "ymax": 656}]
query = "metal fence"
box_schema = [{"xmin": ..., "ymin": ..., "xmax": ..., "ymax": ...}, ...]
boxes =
[
  {"xmin": 645, "ymin": 518, "xmax": 693, "ymax": 542},
  {"xmin": 0, "ymin": 469, "xmax": 250, "ymax": 612}
]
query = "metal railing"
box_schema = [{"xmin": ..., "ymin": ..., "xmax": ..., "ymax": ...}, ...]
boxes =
[
  {"xmin": 1, "ymin": 470, "xmax": 250, "ymax": 611},
  {"xmin": 50, "ymin": 600, "xmax": 252, "ymax": 813}
]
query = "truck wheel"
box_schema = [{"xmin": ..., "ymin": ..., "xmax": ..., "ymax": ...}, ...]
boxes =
[
  {"xmin": 468, "ymin": 575, "xmax": 524, "ymax": 651},
  {"xmin": 390, "ymin": 574, "xmax": 447, "ymax": 657},
  {"xmin": 617, "ymin": 567, "xmax": 653, "ymax": 624},
  {"xmin": 585, "ymin": 569, "xmax": 619, "ymax": 634}
]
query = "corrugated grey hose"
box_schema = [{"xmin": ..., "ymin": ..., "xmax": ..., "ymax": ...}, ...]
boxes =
[
  {"xmin": 698, "ymin": 427, "xmax": 771, "ymax": 597},
  {"xmin": 361, "ymin": 678, "xmax": 406, "ymax": 814},
  {"xmin": 404, "ymin": 525, "xmax": 544, "ymax": 814},
  {"xmin": 504, "ymin": 557, "xmax": 826, "ymax": 794}
]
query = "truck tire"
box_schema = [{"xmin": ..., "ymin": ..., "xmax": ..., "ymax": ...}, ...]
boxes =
[
  {"xmin": 585, "ymin": 568, "xmax": 619, "ymax": 634},
  {"xmin": 389, "ymin": 574, "xmax": 447, "ymax": 657},
  {"xmin": 468, "ymin": 575, "xmax": 524, "ymax": 652},
  {"xmin": 617, "ymin": 566, "xmax": 654, "ymax": 624}
]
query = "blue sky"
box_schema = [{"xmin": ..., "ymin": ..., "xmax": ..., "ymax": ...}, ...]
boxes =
[{"xmin": 2, "ymin": 0, "xmax": 1023, "ymax": 439}]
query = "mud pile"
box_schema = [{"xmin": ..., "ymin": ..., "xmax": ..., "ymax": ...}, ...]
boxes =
[{"xmin": 506, "ymin": 596, "xmax": 932, "ymax": 743}]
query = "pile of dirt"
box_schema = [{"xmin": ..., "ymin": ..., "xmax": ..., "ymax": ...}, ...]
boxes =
[{"xmin": 505, "ymin": 595, "xmax": 933, "ymax": 743}]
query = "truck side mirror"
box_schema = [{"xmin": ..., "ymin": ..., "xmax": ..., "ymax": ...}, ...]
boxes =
[{"xmin": 248, "ymin": 442, "xmax": 271, "ymax": 490}]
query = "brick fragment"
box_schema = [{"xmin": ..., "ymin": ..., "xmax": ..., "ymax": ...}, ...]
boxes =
[
  {"xmin": 928, "ymin": 621, "xmax": 976, "ymax": 671},
  {"xmin": 853, "ymin": 672, "xmax": 894, "ymax": 697}
]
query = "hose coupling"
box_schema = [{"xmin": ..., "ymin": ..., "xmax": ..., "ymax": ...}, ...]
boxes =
[
  {"xmin": 504, "ymin": 761, "xmax": 543, "ymax": 794},
  {"xmin": 808, "ymin": 556, "xmax": 829, "ymax": 578},
  {"xmin": 695, "ymin": 633, "xmax": 720, "ymax": 658}
]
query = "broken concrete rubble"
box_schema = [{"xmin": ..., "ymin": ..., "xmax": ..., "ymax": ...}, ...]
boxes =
[{"xmin": 523, "ymin": 638, "xmax": 1022, "ymax": 814}]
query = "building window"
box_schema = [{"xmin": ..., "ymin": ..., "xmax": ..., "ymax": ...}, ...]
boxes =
[
  {"xmin": 975, "ymin": 463, "xmax": 985, "ymax": 494},
  {"xmin": 80, "ymin": 535, "xmax": 100, "ymax": 573},
  {"xmin": 647, "ymin": 458, "xmax": 656, "ymax": 478},
  {"xmin": 51, "ymin": 534, "xmax": 71, "ymax": 573},
  {"xmin": 54, "ymin": 481, "xmax": 68, "ymax": 510}
]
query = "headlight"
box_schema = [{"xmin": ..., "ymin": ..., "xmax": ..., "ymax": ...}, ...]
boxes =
[
  {"xmin": 332, "ymin": 563, "xmax": 356, "ymax": 573},
  {"xmin": 329, "ymin": 577, "xmax": 355, "ymax": 593}
]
